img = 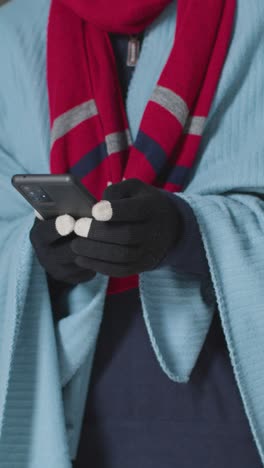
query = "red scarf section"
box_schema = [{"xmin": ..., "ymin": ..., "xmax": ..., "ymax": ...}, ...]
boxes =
[{"xmin": 47, "ymin": 0, "xmax": 236, "ymax": 294}]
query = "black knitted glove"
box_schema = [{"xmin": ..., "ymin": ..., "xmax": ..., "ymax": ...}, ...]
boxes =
[
  {"xmin": 71, "ymin": 179, "xmax": 182, "ymax": 277},
  {"xmin": 30, "ymin": 216, "xmax": 96, "ymax": 285}
]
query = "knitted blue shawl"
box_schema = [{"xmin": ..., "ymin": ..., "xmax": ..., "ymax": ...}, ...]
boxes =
[{"xmin": 0, "ymin": 0, "xmax": 264, "ymax": 466}]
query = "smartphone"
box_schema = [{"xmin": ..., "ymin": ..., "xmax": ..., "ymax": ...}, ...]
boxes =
[{"xmin": 12, "ymin": 174, "xmax": 97, "ymax": 220}]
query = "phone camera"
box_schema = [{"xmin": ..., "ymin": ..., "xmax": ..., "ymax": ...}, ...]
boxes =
[{"xmin": 21, "ymin": 185, "xmax": 52, "ymax": 203}]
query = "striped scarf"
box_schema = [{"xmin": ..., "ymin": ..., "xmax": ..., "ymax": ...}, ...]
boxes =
[{"xmin": 47, "ymin": 0, "xmax": 236, "ymax": 293}]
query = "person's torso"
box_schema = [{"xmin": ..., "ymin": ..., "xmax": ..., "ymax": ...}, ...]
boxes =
[{"xmin": 74, "ymin": 33, "xmax": 262, "ymax": 468}]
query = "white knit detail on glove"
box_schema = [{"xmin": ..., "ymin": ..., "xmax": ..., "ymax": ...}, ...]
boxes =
[
  {"xmin": 55, "ymin": 214, "xmax": 75, "ymax": 236},
  {"xmin": 92, "ymin": 200, "xmax": 113, "ymax": 221},
  {"xmin": 74, "ymin": 217, "xmax": 93, "ymax": 238}
]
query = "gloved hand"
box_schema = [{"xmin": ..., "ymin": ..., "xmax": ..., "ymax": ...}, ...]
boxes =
[
  {"xmin": 71, "ymin": 179, "xmax": 182, "ymax": 277},
  {"xmin": 30, "ymin": 215, "xmax": 96, "ymax": 285}
]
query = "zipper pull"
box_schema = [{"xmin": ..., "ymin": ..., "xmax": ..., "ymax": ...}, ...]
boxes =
[{"xmin": 127, "ymin": 35, "xmax": 140, "ymax": 67}]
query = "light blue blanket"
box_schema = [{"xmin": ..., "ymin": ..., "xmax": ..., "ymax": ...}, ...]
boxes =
[{"xmin": 0, "ymin": 0, "xmax": 264, "ymax": 466}]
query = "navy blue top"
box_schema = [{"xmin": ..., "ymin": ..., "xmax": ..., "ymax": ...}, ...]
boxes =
[
  {"xmin": 74, "ymin": 289, "xmax": 261, "ymax": 468},
  {"xmin": 70, "ymin": 34, "xmax": 262, "ymax": 467}
]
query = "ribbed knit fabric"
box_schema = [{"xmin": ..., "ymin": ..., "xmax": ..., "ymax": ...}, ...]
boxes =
[{"xmin": 1, "ymin": 0, "xmax": 264, "ymax": 467}]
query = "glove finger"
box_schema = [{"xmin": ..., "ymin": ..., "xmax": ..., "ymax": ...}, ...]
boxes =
[
  {"xmin": 31, "ymin": 215, "xmax": 75, "ymax": 245},
  {"xmin": 71, "ymin": 238, "xmax": 141, "ymax": 264},
  {"xmin": 92, "ymin": 197, "xmax": 152, "ymax": 223},
  {"xmin": 48, "ymin": 241, "xmax": 77, "ymax": 265},
  {"xmin": 75, "ymin": 217, "xmax": 145, "ymax": 245},
  {"xmin": 75, "ymin": 256, "xmax": 138, "ymax": 277},
  {"xmin": 73, "ymin": 217, "xmax": 93, "ymax": 238},
  {"xmin": 55, "ymin": 214, "xmax": 76, "ymax": 237}
]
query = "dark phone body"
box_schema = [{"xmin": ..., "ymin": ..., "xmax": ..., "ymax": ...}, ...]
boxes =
[{"xmin": 12, "ymin": 174, "xmax": 97, "ymax": 220}]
